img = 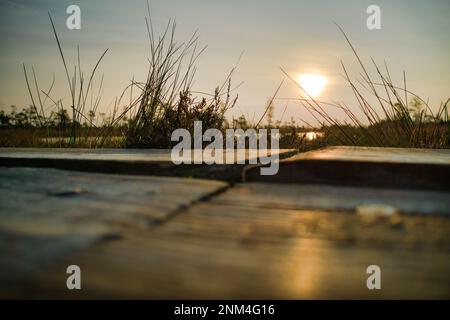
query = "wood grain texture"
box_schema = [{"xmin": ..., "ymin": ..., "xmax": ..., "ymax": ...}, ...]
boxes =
[
  {"xmin": 282, "ymin": 146, "xmax": 450, "ymax": 164},
  {"xmin": 245, "ymin": 147, "xmax": 450, "ymax": 190},
  {"xmin": 1, "ymin": 145, "xmax": 449, "ymax": 299},
  {"xmin": 0, "ymin": 148, "xmax": 296, "ymax": 182},
  {"xmin": 32, "ymin": 182, "xmax": 450, "ymax": 299},
  {"xmin": 0, "ymin": 167, "xmax": 227, "ymax": 297}
]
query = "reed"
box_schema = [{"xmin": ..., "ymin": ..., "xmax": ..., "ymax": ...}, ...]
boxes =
[{"xmin": 280, "ymin": 25, "xmax": 449, "ymax": 149}]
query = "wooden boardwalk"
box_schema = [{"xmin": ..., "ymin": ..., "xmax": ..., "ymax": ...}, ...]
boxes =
[
  {"xmin": 0, "ymin": 148, "xmax": 295, "ymax": 181},
  {"xmin": 245, "ymin": 147, "xmax": 450, "ymax": 190},
  {"xmin": 0, "ymin": 147, "xmax": 449, "ymax": 299}
]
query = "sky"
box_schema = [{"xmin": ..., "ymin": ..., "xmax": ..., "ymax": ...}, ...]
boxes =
[{"xmin": 0, "ymin": 0, "xmax": 449, "ymax": 125}]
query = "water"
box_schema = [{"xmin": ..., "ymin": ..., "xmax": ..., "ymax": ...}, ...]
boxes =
[{"xmin": 298, "ymin": 131, "xmax": 324, "ymax": 141}]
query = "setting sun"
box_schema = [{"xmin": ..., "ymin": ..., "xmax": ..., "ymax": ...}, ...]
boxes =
[{"xmin": 297, "ymin": 73, "xmax": 328, "ymax": 98}]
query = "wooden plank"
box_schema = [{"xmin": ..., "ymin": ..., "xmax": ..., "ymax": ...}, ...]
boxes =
[
  {"xmin": 29, "ymin": 182, "xmax": 450, "ymax": 299},
  {"xmin": 0, "ymin": 167, "xmax": 227, "ymax": 297},
  {"xmin": 212, "ymin": 183, "xmax": 450, "ymax": 215},
  {"xmin": 287, "ymin": 146, "xmax": 450, "ymax": 165},
  {"xmin": 245, "ymin": 147, "xmax": 450, "ymax": 190},
  {"xmin": 0, "ymin": 167, "xmax": 227, "ymax": 224},
  {"xmin": 0, "ymin": 148, "xmax": 293, "ymax": 162},
  {"xmin": 0, "ymin": 148, "xmax": 296, "ymax": 182}
]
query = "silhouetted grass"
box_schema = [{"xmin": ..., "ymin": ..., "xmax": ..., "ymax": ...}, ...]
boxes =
[
  {"xmin": 18, "ymin": 8, "xmax": 238, "ymax": 149},
  {"xmin": 118, "ymin": 4, "xmax": 238, "ymax": 148},
  {"xmin": 8, "ymin": 15, "xmax": 449, "ymax": 151},
  {"xmin": 279, "ymin": 25, "xmax": 449, "ymax": 149}
]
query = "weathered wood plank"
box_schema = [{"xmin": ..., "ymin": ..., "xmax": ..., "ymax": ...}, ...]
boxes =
[
  {"xmin": 0, "ymin": 148, "xmax": 296, "ymax": 182},
  {"xmin": 0, "ymin": 148, "xmax": 293, "ymax": 162},
  {"xmin": 31, "ymin": 182, "xmax": 450, "ymax": 299},
  {"xmin": 0, "ymin": 167, "xmax": 227, "ymax": 297},
  {"xmin": 2, "ymin": 145, "xmax": 449, "ymax": 299},
  {"xmin": 245, "ymin": 147, "xmax": 450, "ymax": 190},
  {"xmin": 212, "ymin": 183, "xmax": 450, "ymax": 215},
  {"xmin": 288, "ymin": 146, "xmax": 450, "ymax": 165}
]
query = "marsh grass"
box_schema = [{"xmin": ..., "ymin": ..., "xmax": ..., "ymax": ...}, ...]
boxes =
[
  {"xmin": 21, "ymin": 12, "xmax": 109, "ymax": 148},
  {"xmin": 7, "ymin": 15, "xmax": 449, "ymax": 150},
  {"xmin": 279, "ymin": 25, "xmax": 449, "ymax": 149},
  {"xmin": 120, "ymin": 7, "xmax": 238, "ymax": 148},
  {"xmin": 17, "ymin": 8, "xmax": 237, "ymax": 149}
]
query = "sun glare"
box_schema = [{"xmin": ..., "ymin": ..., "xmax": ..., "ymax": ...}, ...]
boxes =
[{"xmin": 297, "ymin": 73, "xmax": 328, "ymax": 98}]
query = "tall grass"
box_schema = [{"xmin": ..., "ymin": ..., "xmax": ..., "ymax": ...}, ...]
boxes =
[
  {"xmin": 120, "ymin": 8, "xmax": 238, "ymax": 148},
  {"xmin": 18, "ymin": 14, "xmax": 449, "ymax": 150},
  {"xmin": 21, "ymin": 8, "xmax": 239, "ymax": 148},
  {"xmin": 22, "ymin": 13, "xmax": 109, "ymax": 147},
  {"xmin": 280, "ymin": 25, "xmax": 449, "ymax": 149}
]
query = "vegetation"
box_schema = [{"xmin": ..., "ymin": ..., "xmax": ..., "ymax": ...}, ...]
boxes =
[
  {"xmin": 122, "ymin": 15, "xmax": 238, "ymax": 148},
  {"xmin": 277, "ymin": 25, "xmax": 449, "ymax": 150},
  {"xmin": 1, "ymin": 14, "xmax": 448, "ymax": 150}
]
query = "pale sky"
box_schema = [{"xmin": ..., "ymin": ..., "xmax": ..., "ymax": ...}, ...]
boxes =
[{"xmin": 1, "ymin": 0, "xmax": 449, "ymax": 125}]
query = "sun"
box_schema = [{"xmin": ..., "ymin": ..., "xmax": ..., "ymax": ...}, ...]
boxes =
[{"xmin": 297, "ymin": 73, "xmax": 328, "ymax": 98}]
